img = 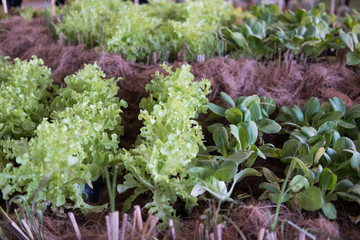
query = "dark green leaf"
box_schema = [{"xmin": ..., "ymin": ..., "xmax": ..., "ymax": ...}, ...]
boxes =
[
  {"xmin": 225, "ymin": 107, "xmax": 243, "ymax": 124},
  {"xmin": 259, "ymin": 182, "xmax": 280, "ymax": 193},
  {"xmin": 319, "ymin": 168, "xmax": 337, "ymax": 192},
  {"xmin": 303, "ymin": 97, "xmax": 320, "ymax": 123}
]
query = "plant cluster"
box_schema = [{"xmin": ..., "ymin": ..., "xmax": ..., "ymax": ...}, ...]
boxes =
[
  {"xmin": 56, "ymin": 0, "xmax": 234, "ymax": 62},
  {"xmin": 55, "ymin": 1, "xmax": 360, "ymax": 66},
  {"xmin": 117, "ymin": 65, "xmax": 211, "ymax": 222},
  {"xmin": 0, "ymin": 59, "xmax": 127, "ymax": 212}
]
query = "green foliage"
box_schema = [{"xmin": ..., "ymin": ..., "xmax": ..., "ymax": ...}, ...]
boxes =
[
  {"xmin": 0, "ymin": 64, "xmax": 127, "ymax": 212},
  {"xmin": 207, "ymin": 93, "xmax": 280, "ymax": 164},
  {"xmin": 117, "ymin": 65, "xmax": 211, "ymax": 223},
  {"xmin": 262, "ymin": 97, "xmax": 360, "ymax": 221},
  {"xmin": 57, "ymin": 0, "xmax": 234, "ymax": 62},
  {"xmin": 0, "ymin": 56, "xmax": 54, "ymax": 140},
  {"xmin": 222, "ymin": 3, "xmax": 340, "ymax": 59}
]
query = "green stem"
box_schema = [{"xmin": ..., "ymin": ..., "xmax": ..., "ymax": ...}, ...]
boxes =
[
  {"xmin": 104, "ymin": 167, "xmax": 114, "ymax": 213},
  {"xmin": 271, "ymin": 158, "xmax": 297, "ymax": 232}
]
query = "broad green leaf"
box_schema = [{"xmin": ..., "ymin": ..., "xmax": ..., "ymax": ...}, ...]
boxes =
[
  {"xmin": 338, "ymin": 120, "xmax": 356, "ymax": 129},
  {"xmin": 348, "ymin": 184, "xmax": 360, "ymax": 198},
  {"xmin": 213, "ymin": 127, "xmax": 229, "ymax": 157},
  {"xmin": 257, "ymin": 118, "xmax": 281, "ymax": 134},
  {"xmin": 283, "ymin": 139, "xmax": 300, "ymax": 157},
  {"xmin": 226, "ymin": 150, "xmax": 253, "ymax": 165},
  {"xmin": 220, "ymin": 92, "xmax": 235, "ymax": 107},
  {"xmin": 262, "ymin": 167, "xmax": 283, "ymax": 183},
  {"xmin": 291, "ymin": 105, "xmax": 304, "ymax": 124},
  {"xmin": 294, "ymin": 186, "xmax": 324, "ymax": 211},
  {"xmin": 248, "ymin": 102, "xmax": 262, "ymax": 121},
  {"xmin": 241, "ymin": 95, "xmax": 260, "ymax": 109},
  {"xmin": 230, "ymin": 124, "xmax": 241, "ymax": 146},
  {"xmin": 207, "ymin": 123, "xmax": 224, "ymax": 133},
  {"xmin": 337, "ymin": 192, "xmax": 360, "ymax": 202},
  {"xmin": 334, "ymin": 179, "xmax": 353, "ymax": 192},
  {"xmin": 319, "ymin": 168, "xmax": 337, "ymax": 192},
  {"xmin": 334, "ymin": 137, "xmax": 356, "ymax": 160},
  {"xmin": 322, "ymin": 202, "xmax": 337, "ymax": 219},
  {"xmin": 233, "ymin": 168, "xmax": 262, "ymax": 184},
  {"xmin": 349, "ymin": 150, "xmax": 360, "ymax": 173},
  {"xmin": 259, "ymin": 182, "xmax": 280, "ymax": 193},
  {"xmin": 260, "ymin": 97, "xmax": 276, "ymax": 116},
  {"xmin": 187, "ymin": 166, "xmax": 214, "ymax": 180},
  {"xmin": 290, "ymin": 175, "xmax": 310, "ymax": 192},
  {"xmin": 329, "ymin": 97, "xmax": 346, "ymax": 114},
  {"xmin": 208, "ymin": 103, "xmax": 226, "ymax": 116},
  {"xmin": 314, "ymin": 147, "xmax": 325, "ymax": 165},
  {"xmin": 225, "ymin": 107, "xmax": 243, "ymax": 124},
  {"xmin": 340, "ymin": 30, "xmax": 354, "ymax": 52},
  {"xmin": 303, "ymin": 97, "xmax": 320, "ymax": 123},
  {"xmin": 259, "ymin": 144, "xmax": 283, "ymax": 158},
  {"xmin": 313, "ymin": 111, "xmax": 344, "ymax": 127},
  {"xmin": 245, "ymin": 121, "xmax": 258, "ymax": 145},
  {"xmin": 346, "ymin": 52, "xmax": 360, "ymax": 66},
  {"xmin": 214, "ymin": 161, "xmax": 237, "ymax": 182}
]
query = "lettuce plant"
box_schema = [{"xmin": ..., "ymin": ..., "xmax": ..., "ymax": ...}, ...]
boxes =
[
  {"xmin": 117, "ymin": 65, "xmax": 210, "ymax": 223},
  {"xmin": 0, "ymin": 56, "xmax": 54, "ymax": 140},
  {"xmin": 1, "ymin": 64, "xmax": 127, "ymax": 212}
]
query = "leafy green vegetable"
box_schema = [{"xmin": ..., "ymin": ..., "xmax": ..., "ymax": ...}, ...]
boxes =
[
  {"xmin": 117, "ymin": 64, "xmax": 210, "ymax": 223},
  {"xmin": 0, "ymin": 56, "xmax": 54, "ymax": 140},
  {"xmin": 57, "ymin": 0, "xmax": 234, "ymax": 62},
  {"xmin": 1, "ymin": 63, "xmax": 127, "ymax": 212}
]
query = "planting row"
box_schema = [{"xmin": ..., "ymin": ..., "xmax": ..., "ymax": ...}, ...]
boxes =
[
  {"xmin": 0, "ymin": 57, "xmax": 359, "ymax": 227},
  {"xmin": 53, "ymin": 1, "xmax": 360, "ymax": 65}
]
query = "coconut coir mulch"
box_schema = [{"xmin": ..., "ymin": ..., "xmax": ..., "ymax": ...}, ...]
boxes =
[{"xmin": 1, "ymin": 16, "xmax": 360, "ymax": 239}]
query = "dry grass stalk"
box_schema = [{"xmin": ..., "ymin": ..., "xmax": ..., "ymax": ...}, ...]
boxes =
[
  {"xmin": 21, "ymin": 219, "xmax": 34, "ymax": 240},
  {"xmin": 68, "ymin": 212, "xmax": 82, "ymax": 240},
  {"xmin": 120, "ymin": 213, "xmax": 128, "ymax": 240},
  {"xmin": 2, "ymin": 0, "xmax": 7, "ymax": 14},
  {"xmin": 134, "ymin": 205, "xmax": 143, "ymax": 233},
  {"xmin": 257, "ymin": 227, "xmax": 266, "ymax": 240},
  {"xmin": 169, "ymin": 219, "xmax": 176, "ymax": 240},
  {"xmin": 51, "ymin": 0, "xmax": 56, "ymax": 17}
]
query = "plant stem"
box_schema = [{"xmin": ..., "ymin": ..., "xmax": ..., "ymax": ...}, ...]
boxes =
[{"xmin": 271, "ymin": 158, "xmax": 297, "ymax": 232}]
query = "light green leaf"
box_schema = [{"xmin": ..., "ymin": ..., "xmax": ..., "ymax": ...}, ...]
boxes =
[
  {"xmin": 294, "ymin": 186, "xmax": 324, "ymax": 211},
  {"xmin": 257, "ymin": 118, "xmax": 281, "ymax": 134},
  {"xmin": 322, "ymin": 202, "xmax": 337, "ymax": 219},
  {"xmin": 208, "ymin": 103, "xmax": 226, "ymax": 116},
  {"xmin": 290, "ymin": 175, "xmax": 310, "ymax": 192}
]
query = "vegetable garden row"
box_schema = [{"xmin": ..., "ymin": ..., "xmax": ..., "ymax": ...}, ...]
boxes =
[{"xmin": 1, "ymin": 1, "xmax": 360, "ymax": 239}]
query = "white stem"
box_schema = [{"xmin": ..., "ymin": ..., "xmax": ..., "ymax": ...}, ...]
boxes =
[
  {"xmin": 51, "ymin": 0, "xmax": 56, "ymax": 17},
  {"xmin": 2, "ymin": 0, "xmax": 8, "ymax": 14},
  {"xmin": 331, "ymin": 0, "xmax": 335, "ymax": 15}
]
